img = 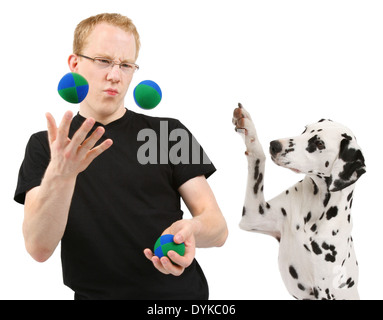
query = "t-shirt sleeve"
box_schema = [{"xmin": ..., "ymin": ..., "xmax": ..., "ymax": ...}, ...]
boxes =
[
  {"xmin": 169, "ymin": 120, "xmax": 216, "ymax": 189},
  {"xmin": 14, "ymin": 131, "xmax": 50, "ymax": 205}
]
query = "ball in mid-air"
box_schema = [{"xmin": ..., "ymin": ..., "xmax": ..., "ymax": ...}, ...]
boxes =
[
  {"xmin": 154, "ymin": 234, "xmax": 185, "ymax": 262},
  {"xmin": 58, "ymin": 72, "xmax": 89, "ymax": 104},
  {"xmin": 133, "ymin": 80, "xmax": 162, "ymax": 110}
]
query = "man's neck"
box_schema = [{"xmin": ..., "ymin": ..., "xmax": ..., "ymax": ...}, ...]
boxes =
[{"xmin": 79, "ymin": 105, "xmax": 126, "ymax": 125}]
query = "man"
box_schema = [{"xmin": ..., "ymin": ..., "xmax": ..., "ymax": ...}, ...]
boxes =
[{"xmin": 14, "ymin": 13, "xmax": 227, "ymax": 300}]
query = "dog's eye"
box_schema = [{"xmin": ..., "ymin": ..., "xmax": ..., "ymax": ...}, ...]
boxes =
[{"xmin": 315, "ymin": 140, "xmax": 325, "ymax": 150}]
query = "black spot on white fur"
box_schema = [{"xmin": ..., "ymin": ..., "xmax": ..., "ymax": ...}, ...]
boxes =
[
  {"xmin": 326, "ymin": 206, "xmax": 338, "ymax": 220},
  {"xmin": 289, "ymin": 266, "xmax": 299, "ymax": 279}
]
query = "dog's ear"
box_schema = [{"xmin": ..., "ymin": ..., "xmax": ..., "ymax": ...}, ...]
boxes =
[{"xmin": 328, "ymin": 135, "xmax": 366, "ymax": 192}]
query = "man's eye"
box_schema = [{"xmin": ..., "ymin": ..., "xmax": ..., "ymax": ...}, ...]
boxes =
[
  {"xmin": 97, "ymin": 59, "xmax": 111, "ymax": 65},
  {"xmin": 121, "ymin": 63, "xmax": 133, "ymax": 69}
]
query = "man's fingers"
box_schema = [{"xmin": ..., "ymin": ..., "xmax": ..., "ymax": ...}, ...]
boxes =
[
  {"xmin": 69, "ymin": 117, "xmax": 96, "ymax": 153},
  {"xmin": 143, "ymin": 249, "xmax": 154, "ymax": 261},
  {"xmin": 77, "ymin": 126, "xmax": 105, "ymax": 156},
  {"xmin": 57, "ymin": 111, "xmax": 73, "ymax": 147},
  {"xmin": 143, "ymin": 249, "xmax": 185, "ymax": 276},
  {"xmin": 160, "ymin": 256, "xmax": 184, "ymax": 276},
  {"xmin": 45, "ymin": 112, "xmax": 57, "ymax": 145},
  {"xmin": 85, "ymin": 139, "xmax": 113, "ymax": 163},
  {"xmin": 167, "ymin": 251, "xmax": 189, "ymax": 269}
]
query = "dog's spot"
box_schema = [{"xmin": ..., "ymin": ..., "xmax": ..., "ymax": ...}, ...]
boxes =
[
  {"xmin": 325, "ymin": 254, "xmax": 336, "ymax": 262},
  {"xmin": 325, "ymin": 288, "xmax": 335, "ymax": 300},
  {"xmin": 254, "ymin": 159, "xmax": 260, "ymax": 180},
  {"xmin": 311, "ymin": 179, "xmax": 319, "ymax": 195},
  {"xmin": 242, "ymin": 206, "xmax": 246, "ymax": 216},
  {"xmin": 253, "ymin": 160, "xmax": 263, "ymax": 194},
  {"xmin": 289, "ymin": 265, "xmax": 299, "ymax": 279},
  {"xmin": 306, "ymin": 135, "xmax": 319, "ymax": 153},
  {"xmin": 304, "ymin": 212, "xmax": 311, "ymax": 224},
  {"xmin": 306, "ymin": 135, "xmax": 326, "ymax": 153},
  {"xmin": 259, "ymin": 204, "xmax": 264, "ymax": 215},
  {"xmin": 339, "ymin": 277, "xmax": 355, "ymax": 289},
  {"xmin": 281, "ymin": 208, "xmax": 287, "ymax": 217},
  {"xmin": 284, "ymin": 148, "xmax": 295, "ymax": 154},
  {"xmin": 347, "ymin": 278, "xmax": 355, "ymax": 288},
  {"xmin": 325, "ymin": 161, "xmax": 329, "ymax": 168},
  {"xmin": 322, "ymin": 242, "xmax": 337, "ymax": 263},
  {"xmin": 311, "ymin": 241, "xmax": 322, "ymax": 255},
  {"xmin": 297, "ymin": 283, "xmax": 305, "ymax": 291},
  {"xmin": 326, "ymin": 206, "xmax": 338, "ymax": 220},
  {"xmin": 323, "ymin": 192, "xmax": 331, "ymax": 207}
]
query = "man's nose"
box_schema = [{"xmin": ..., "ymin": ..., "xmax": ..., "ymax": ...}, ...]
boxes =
[
  {"xmin": 107, "ymin": 65, "xmax": 122, "ymax": 82},
  {"xmin": 269, "ymin": 140, "xmax": 283, "ymax": 156}
]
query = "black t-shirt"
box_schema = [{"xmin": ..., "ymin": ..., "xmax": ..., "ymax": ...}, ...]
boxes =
[{"xmin": 14, "ymin": 109, "xmax": 216, "ymax": 300}]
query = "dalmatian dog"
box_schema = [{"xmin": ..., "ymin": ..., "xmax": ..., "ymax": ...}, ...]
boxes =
[{"xmin": 232, "ymin": 103, "xmax": 366, "ymax": 300}]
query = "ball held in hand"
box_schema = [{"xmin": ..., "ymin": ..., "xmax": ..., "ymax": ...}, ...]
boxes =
[
  {"xmin": 133, "ymin": 80, "xmax": 162, "ymax": 110},
  {"xmin": 154, "ymin": 234, "xmax": 185, "ymax": 262},
  {"xmin": 58, "ymin": 72, "xmax": 89, "ymax": 104}
]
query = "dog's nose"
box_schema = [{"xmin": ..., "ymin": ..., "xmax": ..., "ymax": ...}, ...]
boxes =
[{"xmin": 270, "ymin": 140, "xmax": 283, "ymax": 156}]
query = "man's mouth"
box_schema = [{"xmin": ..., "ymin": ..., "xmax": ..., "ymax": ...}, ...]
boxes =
[{"xmin": 104, "ymin": 89, "xmax": 119, "ymax": 96}]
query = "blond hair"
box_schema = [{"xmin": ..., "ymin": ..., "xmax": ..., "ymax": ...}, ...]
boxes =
[{"xmin": 73, "ymin": 13, "xmax": 141, "ymax": 60}]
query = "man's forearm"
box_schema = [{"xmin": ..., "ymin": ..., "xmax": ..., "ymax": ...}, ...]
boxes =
[
  {"xmin": 192, "ymin": 209, "xmax": 228, "ymax": 248},
  {"xmin": 23, "ymin": 164, "xmax": 77, "ymax": 262}
]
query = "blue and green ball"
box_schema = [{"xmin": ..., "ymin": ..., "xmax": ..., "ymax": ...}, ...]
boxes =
[
  {"xmin": 58, "ymin": 72, "xmax": 89, "ymax": 104},
  {"xmin": 154, "ymin": 234, "xmax": 185, "ymax": 263},
  {"xmin": 134, "ymin": 80, "xmax": 162, "ymax": 110}
]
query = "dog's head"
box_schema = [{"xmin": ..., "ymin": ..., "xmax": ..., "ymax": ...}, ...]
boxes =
[{"xmin": 270, "ymin": 119, "xmax": 366, "ymax": 192}]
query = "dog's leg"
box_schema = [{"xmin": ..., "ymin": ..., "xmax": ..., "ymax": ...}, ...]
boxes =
[{"xmin": 233, "ymin": 104, "xmax": 281, "ymax": 238}]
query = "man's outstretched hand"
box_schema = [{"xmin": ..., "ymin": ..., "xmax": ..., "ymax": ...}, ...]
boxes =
[{"xmin": 45, "ymin": 111, "xmax": 113, "ymax": 179}]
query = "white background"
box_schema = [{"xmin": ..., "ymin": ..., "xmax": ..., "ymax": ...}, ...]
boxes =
[{"xmin": 1, "ymin": 0, "xmax": 382, "ymax": 300}]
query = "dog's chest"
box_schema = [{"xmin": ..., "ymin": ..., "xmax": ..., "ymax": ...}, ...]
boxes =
[{"xmin": 275, "ymin": 179, "xmax": 357, "ymax": 299}]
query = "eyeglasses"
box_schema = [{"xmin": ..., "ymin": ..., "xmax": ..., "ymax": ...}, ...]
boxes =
[{"xmin": 77, "ymin": 54, "xmax": 139, "ymax": 74}]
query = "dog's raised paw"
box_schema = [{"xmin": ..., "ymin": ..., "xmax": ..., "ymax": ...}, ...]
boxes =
[{"xmin": 232, "ymin": 103, "xmax": 258, "ymax": 150}]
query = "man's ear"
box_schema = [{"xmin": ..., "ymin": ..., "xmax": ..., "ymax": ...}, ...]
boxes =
[
  {"xmin": 328, "ymin": 135, "xmax": 366, "ymax": 192},
  {"xmin": 68, "ymin": 54, "xmax": 79, "ymax": 72}
]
